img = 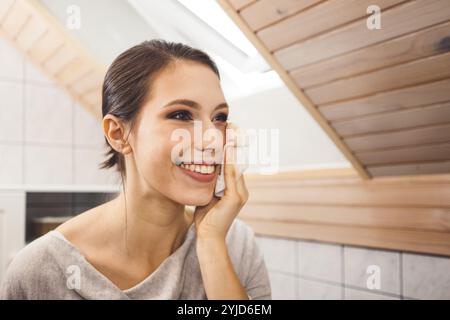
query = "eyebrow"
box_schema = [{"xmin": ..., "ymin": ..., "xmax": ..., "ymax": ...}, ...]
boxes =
[{"xmin": 163, "ymin": 99, "xmax": 229, "ymax": 112}]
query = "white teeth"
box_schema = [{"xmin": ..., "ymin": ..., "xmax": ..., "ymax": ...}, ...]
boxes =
[{"xmin": 179, "ymin": 163, "xmax": 215, "ymax": 174}]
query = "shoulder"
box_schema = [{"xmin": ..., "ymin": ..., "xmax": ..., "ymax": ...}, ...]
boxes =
[
  {"xmin": 55, "ymin": 205, "xmax": 102, "ymax": 242},
  {"xmin": 0, "ymin": 232, "xmax": 61, "ymax": 299},
  {"xmin": 225, "ymin": 218, "xmax": 261, "ymax": 271},
  {"xmin": 226, "ymin": 218, "xmax": 257, "ymax": 248},
  {"xmin": 225, "ymin": 219, "xmax": 272, "ymax": 299}
]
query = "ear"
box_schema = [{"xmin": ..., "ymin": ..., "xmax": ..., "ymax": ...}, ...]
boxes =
[{"xmin": 102, "ymin": 114, "xmax": 133, "ymax": 155}]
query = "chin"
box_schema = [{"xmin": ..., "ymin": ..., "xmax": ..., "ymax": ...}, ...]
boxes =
[{"xmin": 177, "ymin": 191, "xmax": 214, "ymax": 206}]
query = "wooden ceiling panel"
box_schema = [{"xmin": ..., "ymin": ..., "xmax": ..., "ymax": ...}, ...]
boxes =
[
  {"xmin": 218, "ymin": 0, "xmax": 450, "ymax": 177},
  {"xmin": 345, "ymin": 123, "xmax": 450, "ymax": 152},
  {"xmin": 258, "ymin": 0, "xmax": 405, "ymax": 52},
  {"xmin": 0, "ymin": 0, "xmax": 15, "ymax": 20},
  {"xmin": 367, "ymin": 160, "xmax": 450, "ymax": 177},
  {"xmin": 228, "ymin": 0, "xmax": 257, "ymax": 11},
  {"xmin": 27, "ymin": 28, "xmax": 64, "ymax": 63},
  {"xmin": 0, "ymin": 0, "xmax": 106, "ymax": 119},
  {"xmin": 274, "ymin": 0, "xmax": 450, "ymax": 70},
  {"xmin": 356, "ymin": 142, "xmax": 450, "ymax": 166},
  {"xmin": 333, "ymin": 101, "xmax": 450, "ymax": 137},
  {"xmin": 291, "ymin": 21, "xmax": 450, "ymax": 88},
  {"xmin": 305, "ymin": 52, "xmax": 450, "ymax": 105},
  {"xmin": 43, "ymin": 43, "xmax": 78, "ymax": 76},
  {"xmin": 15, "ymin": 9, "xmax": 47, "ymax": 51},
  {"xmin": 319, "ymin": 79, "xmax": 450, "ymax": 121},
  {"xmin": 1, "ymin": 0, "xmax": 29, "ymax": 38},
  {"xmin": 239, "ymin": 0, "xmax": 322, "ymax": 31}
]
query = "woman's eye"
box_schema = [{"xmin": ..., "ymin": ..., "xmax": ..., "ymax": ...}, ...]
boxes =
[
  {"xmin": 168, "ymin": 110, "xmax": 192, "ymax": 121},
  {"xmin": 214, "ymin": 113, "xmax": 228, "ymax": 122}
]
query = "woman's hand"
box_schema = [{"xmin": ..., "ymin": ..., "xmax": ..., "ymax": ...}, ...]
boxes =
[
  {"xmin": 193, "ymin": 125, "xmax": 249, "ymax": 242},
  {"xmin": 193, "ymin": 124, "xmax": 250, "ymax": 299}
]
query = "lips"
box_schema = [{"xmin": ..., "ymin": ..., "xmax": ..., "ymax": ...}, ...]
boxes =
[{"xmin": 176, "ymin": 162, "xmax": 218, "ymax": 183}]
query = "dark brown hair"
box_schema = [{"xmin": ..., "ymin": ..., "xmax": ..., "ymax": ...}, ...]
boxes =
[{"xmin": 99, "ymin": 39, "xmax": 221, "ymax": 179}]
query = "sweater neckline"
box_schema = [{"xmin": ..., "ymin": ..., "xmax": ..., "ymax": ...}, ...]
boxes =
[{"xmin": 47, "ymin": 222, "xmax": 196, "ymax": 297}]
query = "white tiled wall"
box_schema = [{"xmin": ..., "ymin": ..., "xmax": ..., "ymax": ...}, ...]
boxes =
[
  {"xmin": 256, "ymin": 234, "xmax": 450, "ymax": 300},
  {"xmin": 0, "ymin": 208, "xmax": 4, "ymax": 281},
  {"xmin": 0, "ymin": 36, "xmax": 119, "ymax": 283},
  {"xmin": 0, "ymin": 191, "xmax": 26, "ymax": 282},
  {"xmin": 0, "ymin": 36, "xmax": 119, "ymax": 187}
]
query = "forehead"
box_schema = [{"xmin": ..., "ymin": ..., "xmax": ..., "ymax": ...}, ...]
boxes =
[{"xmin": 149, "ymin": 60, "xmax": 225, "ymax": 107}]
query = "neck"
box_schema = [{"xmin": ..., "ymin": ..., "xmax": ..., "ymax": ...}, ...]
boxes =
[{"xmin": 108, "ymin": 181, "xmax": 193, "ymax": 265}]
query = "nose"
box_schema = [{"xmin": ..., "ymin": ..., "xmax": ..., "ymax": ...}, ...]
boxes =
[{"xmin": 192, "ymin": 120, "xmax": 223, "ymax": 164}]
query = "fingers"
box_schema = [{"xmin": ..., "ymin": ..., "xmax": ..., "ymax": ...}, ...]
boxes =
[
  {"xmin": 222, "ymin": 122, "xmax": 249, "ymax": 209},
  {"xmin": 223, "ymin": 143, "xmax": 237, "ymax": 196},
  {"xmin": 235, "ymin": 173, "xmax": 249, "ymax": 206}
]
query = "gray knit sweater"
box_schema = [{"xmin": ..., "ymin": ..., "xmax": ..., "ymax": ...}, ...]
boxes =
[{"xmin": 0, "ymin": 218, "xmax": 271, "ymax": 300}]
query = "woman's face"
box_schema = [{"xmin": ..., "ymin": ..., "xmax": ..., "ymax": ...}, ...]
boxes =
[{"xmin": 128, "ymin": 60, "xmax": 228, "ymax": 206}]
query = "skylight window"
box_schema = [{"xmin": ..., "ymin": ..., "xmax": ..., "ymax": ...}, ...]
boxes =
[{"xmin": 177, "ymin": 0, "xmax": 258, "ymax": 58}]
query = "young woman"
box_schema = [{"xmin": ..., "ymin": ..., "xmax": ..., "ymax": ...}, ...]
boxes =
[{"xmin": 0, "ymin": 40, "xmax": 271, "ymax": 300}]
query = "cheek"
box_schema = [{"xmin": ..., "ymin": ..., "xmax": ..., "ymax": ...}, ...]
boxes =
[
  {"xmin": 143, "ymin": 138, "xmax": 172, "ymax": 173},
  {"xmin": 134, "ymin": 126, "xmax": 215, "ymax": 206}
]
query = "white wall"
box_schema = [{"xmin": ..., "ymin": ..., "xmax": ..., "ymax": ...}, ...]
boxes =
[
  {"xmin": 0, "ymin": 192, "xmax": 25, "ymax": 282},
  {"xmin": 0, "ymin": 36, "xmax": 119, "ymax": 282},
  {"xmin": 256, "ymin": 235, "xmax": 450, "ymax": 300},
  {"xmin": 228, "ymin": 85, "xmax": 350, "ymax": 173},
  {"xmin": 0, "ymin": 36, "xmax": 119, "ymax": 188}
]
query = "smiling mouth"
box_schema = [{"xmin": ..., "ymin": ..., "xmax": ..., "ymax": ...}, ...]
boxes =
[
  {"xmin": 176, "ymin": 162, "xmax": 217, "ymax": 174},
  {"xmin": 175, "ymin": 162, "xmax": 219, "ymax": 183}
]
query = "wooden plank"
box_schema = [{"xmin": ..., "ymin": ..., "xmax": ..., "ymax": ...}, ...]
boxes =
[
  {"xmin": 82, "ymin": 86, "xmax": 102, "ymax": 108},
  {"xmin": 243, "ymin": 219, "xmax": 450, "ymax": 256},
  {"xmin": 240, "ymin": 0, "xmax": 322, "ymax": 31},
  {"xmin": 16, "ymin": 14, "xmax": 48, "ymax": 52},
  {"xmin": 242, "ymin": 170, "xmax": 450, "ymax": 255},
  {"xmin": 70, "ymin": 70, "xmax": 105, "ymax": 95},
  {"xmin": 291, "ymin": 21, "xmax": 450, "ymax": 88},
  {"xmin": 27, "ymin": 28, "xmax": 63, "ymax": 64},
  {"xmin": 228, "ymin": 0, "xmax": 256, "ymax": 11},
  {"xmin": 258, "ymin": 0, "xmax": 404, "ymax": 51},
  {"xmin": 245, "ymin": 167, "xmax": 358, "ymax": 182},
  {"xmin": 345, "ymin": 123, "xmax": 450, "ymax": 151},
  {"xmin": 368, "ymin": 160, "xmax": 450, "ymax": 177},
  {"xmin": 217, "ymin": 0, "xmax": 371, "ymax": 179},
  {"xmin": 55, "ymin": 57, "xmax": 92, "ymax": 87},
  {"xmin": 356, "ymin": 142, "xmax": 450, "ymax": 165},
  {"xmin": 274, "ymin": 0, "xmax": 450, "ymax": 69},
  {"xmin": 306, "ymin": 51, "xmax": 450, "ymax": 105},
  {"xmin": 0, "ymin": 0, "xmax": 15, "ymax": 23},
  {"xmin": 319, "ymin": 79, "xmax": 450, "ymax": 121},
  {"xmin": 0, "ymin": 0, "xmax": 106, "ymax": 123},
  {"xmin": 1, "ymin": 0, "xmax": 29, "ymax": 39},
  {"xmin": 248, "ymin": 183, "xmax": 450, "ymax": 207},
  {"xmin": 333, "ymin": 101, "xmax": 450, "ymax": 137},
  {"xmin": 247, "ymin": 171, "xmax": 450, "ymax": 187},
  {"xmin": 43, "ymin": 43, "xmax": 78, "ymax": 75},
  {"xmin": 241, "ymin": 203, "xmax": 450, "ymax": 232}
]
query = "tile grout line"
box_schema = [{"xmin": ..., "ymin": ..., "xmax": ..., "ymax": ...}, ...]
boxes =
[
  {"xmin": 70, "ymin": 99, "xmax": 76, "ymax": 216},
  {"xmin": 72, "ymin": 100, "xmax": 75, "ymax": 185},
  {"xmin": 0, "ymin": 140, "xmax": 101, "ymax": 149},
  {"xmin": 268, "ymin": 269, "xmax": 403, "ymax": 299},
  {"xmin": 22, "ymin": 56, "xmax": 26, "ymax": 185},
  {"xmin": 399, "ymin": 252, "xmax": 404, "ymax": 300},
  {"xmin": 295, "ymin": 240, "xmax": 300, "ymax": 299},
  {"xmin": 341, "ymin": 245, "xmax": 345, "ymax": 300}
]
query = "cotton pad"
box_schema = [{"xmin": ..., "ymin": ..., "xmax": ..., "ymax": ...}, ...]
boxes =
[{"xmin": 214, "ymin": 124, "xmax": 249, "ymax": 197}]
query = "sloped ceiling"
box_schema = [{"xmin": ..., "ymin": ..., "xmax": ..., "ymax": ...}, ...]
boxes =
[
  {"xmin": 0, "ymin": 0, "xmax": 106, "ymax": 119},
  {"xmin": 218, "ymin": 0, "xmax": 450, "ymax": 178}
]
